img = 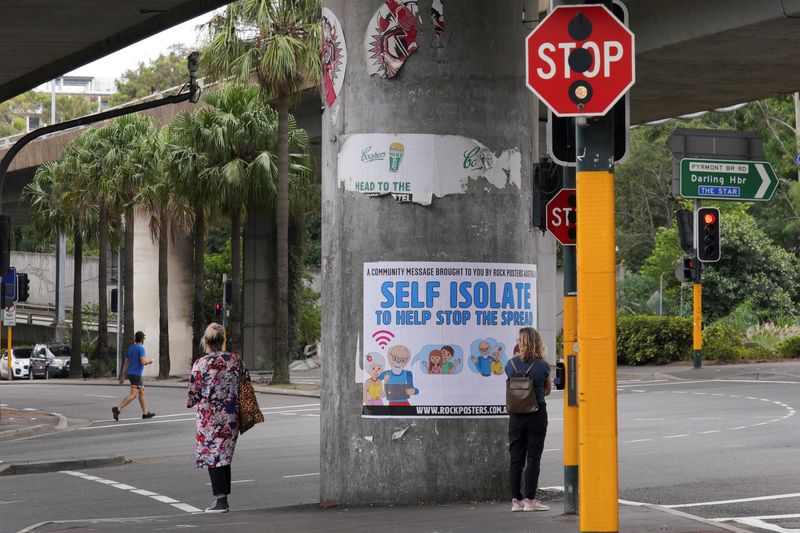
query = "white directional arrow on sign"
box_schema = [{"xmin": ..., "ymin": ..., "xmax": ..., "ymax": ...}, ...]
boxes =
[{"xmin": 755, "ymin": 163, "xmax": 771, "ymax": 199}]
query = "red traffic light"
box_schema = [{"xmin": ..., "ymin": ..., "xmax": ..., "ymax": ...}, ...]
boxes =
[{"xmin": 703, "ymin": 212, "xmax": 716, "ymax": 225}]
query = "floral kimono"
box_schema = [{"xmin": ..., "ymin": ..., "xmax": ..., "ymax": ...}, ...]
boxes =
[{"xmin": 187, "ymin": 352, "xmax": 246, "ymax": 468}]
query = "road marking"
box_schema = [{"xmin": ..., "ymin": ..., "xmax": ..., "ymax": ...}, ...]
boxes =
[
  {"xmin": 663, "ymin": 434, "xmax": 689, "ymax": 439},
  {"xmin": 689, "ymin": 417, "xmax": 722, "ymax": 420},
  {"xmin": 172, "ymin": 503, "xmax": 202, "ymax": 512},
  {"xmin": 668, "ymin": 492, "xmax": 800, "ymax": 509},
  {"xmin": 282, "ymin": 472, "xmax": 320, "ymax": 478},
  {"xmin": 543, "ymin": 448, "xmax": 560, "ymax": 453},
  {"xmin": 622, "ymin": 438, "xmax": 652, "ymax": 443},
  {"xmin": 634, "ymin": 418, "xmax": 664, "ymax": 421},
  {"xmin": 60, "ymin": 471, "xmax": 200, "ymax": 513},
  {"xmin": 206, "ymin": 479, "xmax": 254, "ymax": 486}
]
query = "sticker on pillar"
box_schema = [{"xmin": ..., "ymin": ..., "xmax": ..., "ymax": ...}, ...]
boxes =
[
  {"xmin": 322, "ymin": 8, "xmax": 347, "ymax": 107},
  {"xmin": 365, "ymin": 1, "xmax": 419, "ymax": 78},
  {"xmin": 338, "ymin": 134, "xmax": 521, "ymax": 205},
  {"xmin": 362, "ymin": 261, "xmax": 537, "ymax": 419},
  {"xmin": 431, "ymin": 0, "xmax": 444, "ymax": 37}
]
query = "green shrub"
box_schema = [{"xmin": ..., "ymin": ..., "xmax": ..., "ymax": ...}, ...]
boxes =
[
  {"xmin": 702, "ymin": 323, "xmax": 745, "ymax": 362},
  {"xmin": 742, "ymin": 343, "xmax": 775, "ymax": 361},
  {"xmin": 617, "ymin": 315, "xmax": 692, "ymax": 365},
  {"xmin": 777, "ymin": 336, "xmax": 800, "ymax": 358}
]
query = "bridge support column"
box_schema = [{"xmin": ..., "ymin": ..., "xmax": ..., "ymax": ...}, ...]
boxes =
[{"xmin": 320, "ymin": 0, "xmax": 555, "ymax": 504}]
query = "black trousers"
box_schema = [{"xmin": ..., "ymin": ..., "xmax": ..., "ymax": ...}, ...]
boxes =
[
  {"xmin": 508, "ymin": 406, "xmax": 548, "ymax": 500},
  {"xmin": 208, "ymin": 464, "xmax": 232, "ymax": 496}
]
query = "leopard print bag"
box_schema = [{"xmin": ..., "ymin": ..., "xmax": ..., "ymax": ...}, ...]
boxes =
[{"xmin": 238, "ymin": 370, "xmax": 264, "ymax": 434}]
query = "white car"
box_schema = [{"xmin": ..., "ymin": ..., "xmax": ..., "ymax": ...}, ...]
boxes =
[{"xmin": 0, "ymin": 350, "xmax": 29, "ymax": 380}]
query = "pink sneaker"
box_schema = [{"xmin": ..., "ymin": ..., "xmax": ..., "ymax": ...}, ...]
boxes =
[
  {"xmin": 511, "ymin": 498, "xmax": 524, "ymax": 512},
  {"xmin": 523, "ymin": 498, "xmax": 549, "ymax": 512}
]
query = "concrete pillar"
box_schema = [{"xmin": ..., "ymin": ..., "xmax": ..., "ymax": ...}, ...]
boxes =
[
  {"xmin": 242, "ymin": 210, "xmax": 276, "ymax": 370},
  {"xmin": 321, "ymin": 0, "xmax": 556, "ymax": 504}
]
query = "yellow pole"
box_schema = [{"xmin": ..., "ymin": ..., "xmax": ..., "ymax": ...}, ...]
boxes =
[
  {"xmin": 693, "ymin": 282, "xmax": 702, "ymax": 367},
  {"xmin": 563, "ymin": 294, "xmax": 579, "ymax": 511},
  {"xmin": 577, "ymin": 169, "xmax": 618, "ymax": 532}
]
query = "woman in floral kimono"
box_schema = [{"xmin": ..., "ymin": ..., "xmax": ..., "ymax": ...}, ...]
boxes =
[{"xmin": 187, "ymin": 322, "xmax": 248, "ymax": 513}]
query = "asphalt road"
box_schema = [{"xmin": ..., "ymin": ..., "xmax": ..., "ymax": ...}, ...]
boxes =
[
  {"xmin": 2, "ymin": 371, "xmax": 800, "ymax": 533},
  {"xmin": 0, "ymin": 383, "xmax": 320, "ymax": 533}
]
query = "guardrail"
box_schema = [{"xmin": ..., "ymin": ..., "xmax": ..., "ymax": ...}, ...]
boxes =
[{"xmin": 9, "ymin": 303, "xmax": 118, "ymax": 332}]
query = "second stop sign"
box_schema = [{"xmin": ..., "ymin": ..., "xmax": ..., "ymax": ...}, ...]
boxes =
[
  {"xmin": 525, "ymin": 4, "xmax": 635, "ymax": 117},
  {"xmin": 546, "ymin": 188, "xmax": 576, "ymax": 246}
]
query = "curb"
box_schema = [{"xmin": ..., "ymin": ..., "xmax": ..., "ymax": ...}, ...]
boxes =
[
  {"xmin": 0, "ymin": 423, "xmax": 54, "ymax": 441},
  {"xmin": 0, "ymin": 455, "xmax": 126, "ymax": 476}
]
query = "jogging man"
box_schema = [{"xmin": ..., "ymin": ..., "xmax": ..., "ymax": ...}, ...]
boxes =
[{"xmin": 112, "ymin": 331, "xmax": 155, "ymax": 421}]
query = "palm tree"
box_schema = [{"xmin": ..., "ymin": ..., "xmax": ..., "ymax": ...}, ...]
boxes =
[
  {"xmin": 97, "ymin": 115, "xmax": 157, "ymax": 350},
  {"xmin": 203, "ymin": 0, "xmax": 321, "ymax": 383},
  {"xmin": 74, "ymin": 129, "xmax": 119, "ymax": 375},
  {"xmin": 167, "ymin": 109, "xmax": 219, "ymax": 359},
  {"xmin": 137, "ymin": 127, "xmax": 192, "ymax": 376},
  {"xmin": 25, "ymin": 130, "xmax": 98, "ymax": 378}
]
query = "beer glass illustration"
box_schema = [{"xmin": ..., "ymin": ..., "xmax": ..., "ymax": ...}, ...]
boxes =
[{"xmin": 388, "ymin": 142, "xmax": 404, "ymax": 172}]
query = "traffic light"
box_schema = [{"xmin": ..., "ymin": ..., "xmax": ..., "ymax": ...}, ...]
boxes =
[
  {"xmin": 555, "ymin": 361, "xmax": 565, "ymax": 391},
  {"xmin": 680, "ymin": 258, "xmax": 702, "ymax": 282},
  {"xmin": 110, "ymin": 288, "xmax": 118, "ymax": 313},
  {"xmin": 16, "ymin": 272, "xmax": 29, "ymax": 302},
  {"xmin": 224, "ymin": 280, "xmax": 232, "ymax": 305},
  {"xmin": 676, "ymin": 209, "xmax": 694, "ymax": 253},
  {"xmin": 214, "ymin": 302, "xmax": 222, "ymax": 318},
  {"xmin": 696, "ymin": 207, "xmax": 721, "ymax": 262},
  {"xmin": 532, "ymin": 160, "xmax": 562, "ymax": 230}
]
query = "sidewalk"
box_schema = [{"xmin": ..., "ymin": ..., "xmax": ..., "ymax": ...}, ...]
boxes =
[{"xmin": 24, "ymin": 499, "xmax": 749, "ymax": 533}]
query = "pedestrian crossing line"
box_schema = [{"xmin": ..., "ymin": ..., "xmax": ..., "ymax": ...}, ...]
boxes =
[
  {"xmin": 669, "ymin": 492, "xmax": 800, "ymax": 509},
  {"xmin": 60, "ymin": 471, "xmax": 201, "ymax": 513}
]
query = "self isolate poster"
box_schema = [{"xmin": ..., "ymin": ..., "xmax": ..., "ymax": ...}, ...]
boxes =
[{"xmin": 361, "ymin": 261, "xmax": 537, "ymax": 418}]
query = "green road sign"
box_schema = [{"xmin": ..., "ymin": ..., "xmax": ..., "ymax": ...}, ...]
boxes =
[{"xmin": 680, "ymin": 158, "xmax": 778, "ymax": 201}]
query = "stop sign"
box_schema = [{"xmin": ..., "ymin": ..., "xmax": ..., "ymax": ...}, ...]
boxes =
[
  {"xmin": 546, "ymin": 188, "xmax": 576, "ymax": 246},
  {"xmin": 526, "ymin": 5, "xmax": 634, "ymax": 117}
]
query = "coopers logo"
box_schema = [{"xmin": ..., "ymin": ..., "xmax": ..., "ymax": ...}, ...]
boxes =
[{"xmin": 361, "ymin": 145, "xmax": 386, "ymax": 162}]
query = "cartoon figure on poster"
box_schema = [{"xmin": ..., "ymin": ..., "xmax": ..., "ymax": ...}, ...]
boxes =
[
  {"xmin": 469, "ymin": 338, "xmax": 507, "ymax": 377},
  {"xmin": 362, "ymin": 352, "xmax": 386, "ymax": 406},
  {"xmin": 413, "ymin": 344, "xmax": 464, "ymax": 375},
  {"xmin": 379, "ymin": 345, "xmax": 419, "ymax": 406},
  {"xmin": 322, "ymin": 8, "xmax": 347, "ymax": 107},
  {"xmin": 440, "ymin": 345, "xmax": 462, "ymax": 374}
]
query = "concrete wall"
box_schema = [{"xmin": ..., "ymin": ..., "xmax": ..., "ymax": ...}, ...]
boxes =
[
  {"xmin": 320, "ymin": 0, "xmax": 556, "ymax": 505},
  {"xmin": 242, "ymin": 210, "xmax": 277, "ymax": 371},
  {"xmin": 132, "ymin": 213, "xmax": 194, "ymax": 377},
  {"xmin": 11, "ymin": 251, "xmax": 99, "ymax": 308}
]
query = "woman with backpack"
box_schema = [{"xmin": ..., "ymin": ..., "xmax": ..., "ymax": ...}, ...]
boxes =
[{"xmin": 505, "ymin": 327, "xmax": 551, "ymax": 512}]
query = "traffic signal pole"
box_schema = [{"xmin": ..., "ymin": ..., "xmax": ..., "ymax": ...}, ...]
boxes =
[
  {"xmin": 692, "ymin": 200, "xmax": 704, "ymax": 369},
  {"xmin": 562, "ymin": 166, "xmax": 579, "ymax": 515},
  {"xmin": 576, "ymin": 113, "xmax": 619, "ymax": 532}
]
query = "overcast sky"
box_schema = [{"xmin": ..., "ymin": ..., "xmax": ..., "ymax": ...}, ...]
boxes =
[{"xmin": 66, "ymin": 10, "xmax": 217, "ymax": 80}]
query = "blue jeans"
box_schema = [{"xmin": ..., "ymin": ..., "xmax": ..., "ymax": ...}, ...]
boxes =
[{"xmin": 508, "ymin": 406, "xmax": 548, "ymax": 500}]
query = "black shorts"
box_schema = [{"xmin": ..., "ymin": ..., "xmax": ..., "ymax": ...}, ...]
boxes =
[{"xmin": 127, "ymin": 374, "xmax": 143, "ymax": 387}]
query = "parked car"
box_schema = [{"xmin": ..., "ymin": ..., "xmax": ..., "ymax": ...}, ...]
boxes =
[
  {"xmin": 32, "ymin": 344, "xmax": 63, "ymax": 378},
  {"xmin": 30, "ymin": 344, "xmax": 56, "ymax": 379},
  {"xmin": 0, "ymin": 349, "xmax": 29, "ymax": 380},
  {"xmin": 46, "ymin": 343, "xmax": 90, "ymax": 378}
]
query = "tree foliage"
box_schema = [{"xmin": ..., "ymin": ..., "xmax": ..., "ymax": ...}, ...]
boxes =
[{"xmin": 110, "ymin": 45, "xmax": 193, "ymax": 106}]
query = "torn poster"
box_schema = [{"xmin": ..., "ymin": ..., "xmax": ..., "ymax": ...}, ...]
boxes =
[
  {"xmin": 337, "ymin": 133, "xmax": 522, "ymax": 205},
  {"xmin": 322, "ymin": 7, "xmax": 347, "ymax": 107},
  {"xmin": 365, "ymin": 0, "xmax": 419, "ymax": 78},
  {"xmin": 431, "ymin": 0, "xmax": 444, "ymax": 37}
]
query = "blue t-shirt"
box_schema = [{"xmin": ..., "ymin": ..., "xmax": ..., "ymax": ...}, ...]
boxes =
[
  {"xmin": 504, "ymin": 357, "xmax": 550, "ymax": 406},
  {"xmin": 126, "ymin": 343, "xmax": 146, "ymax": 376}
]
